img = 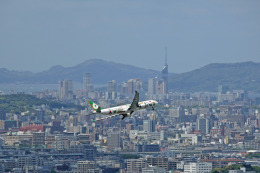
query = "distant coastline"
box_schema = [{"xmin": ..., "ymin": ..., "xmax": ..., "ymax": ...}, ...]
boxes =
[
  {"xmin": 0, "ymin": 83, "xmax": 107, "ymax": 94},
  {"xmin": 0, "ymin": 83, "xmax": 59, "ymax": 94}
]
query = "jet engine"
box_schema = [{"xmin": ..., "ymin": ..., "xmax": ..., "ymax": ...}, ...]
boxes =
[{"xmin": 138, "ymin": 102, "xmax": 147, "ymax": 109}]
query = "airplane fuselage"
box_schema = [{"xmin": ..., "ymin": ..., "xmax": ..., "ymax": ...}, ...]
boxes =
[
  {"xmin": 93, "ymin": 100, "xmax": 158, "ymax": 116},
  {"xmin": 88, "ymin": 91, "xmax": 158, "ymax": 121}
]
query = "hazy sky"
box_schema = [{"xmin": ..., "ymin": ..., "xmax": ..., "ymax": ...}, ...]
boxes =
[{"xmin": 1, "ymin": 0, "xmax": 260, "ymax": 73}]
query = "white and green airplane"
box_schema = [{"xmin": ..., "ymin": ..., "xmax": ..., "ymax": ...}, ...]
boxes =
[{"xmin": 88, "ymin": 91, "xmax": 158, "ymax": 121}]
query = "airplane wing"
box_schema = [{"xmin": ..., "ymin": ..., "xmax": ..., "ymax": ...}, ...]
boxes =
[{"xmin": 128, "ymin": 90, "xmax": 139, "ymax": 111}]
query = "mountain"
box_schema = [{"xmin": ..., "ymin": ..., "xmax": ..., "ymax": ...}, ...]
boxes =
[
  {"xmin": 0, "ymin": 68, "xmax": 34, "ymax": 83},
  {"xmin": 168, "ymin": 61, "xmax": 260, "ymax": 92},
  {"xmin": 1, "ymin": 60, "xmax": 260, "ymax": 93},
  {"xmin": 0, "ymin": 59, "xmax": 161, "ymax": 84}
]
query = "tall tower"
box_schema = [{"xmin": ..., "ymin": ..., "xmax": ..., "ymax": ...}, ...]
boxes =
[
  {"xmin": 83, "ymin": 73, "xmax": 93, "ymax": 92},
  {"xmin": 60, "ymin": 80, "xmax": 73, "ymax": 99},
  {"xmin": 106, "ymin": 80, "xmax": 117, "ymax": 100},
  {"xmin": 148, "ymin": 78, "xmax": 156, "ymax": 95},
  {"xmin": 127, "ymin": 79, "xmax": 136, "ymax": 95},
  {"xmin": 161, "ymin": 47, "xmax": 168, "ymax": 93},
  {"xmin": 197, "ymin": 116, "xmax": 210, "ymax": 134}
]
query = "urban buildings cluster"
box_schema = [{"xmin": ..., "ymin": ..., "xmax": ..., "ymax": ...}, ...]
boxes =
[{"xmin": 0, "ymin": 60, "xmax": 260, "ymax": 173}]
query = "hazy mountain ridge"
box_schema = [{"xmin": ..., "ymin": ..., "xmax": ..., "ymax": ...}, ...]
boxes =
[
  {"xmin": 0, "ymin": 68, "xmax": 34, "ymax": 83},
  {"xmin": 1, "ymin": 59, "xmax": 160, "ymax": 84},
  {"xmin": 1, "ymin": 60, "xmax": 260, "ymax": 92},
  {"xmin": 168, "ymin": 61, "xmax": 260, "ymax": 92}
]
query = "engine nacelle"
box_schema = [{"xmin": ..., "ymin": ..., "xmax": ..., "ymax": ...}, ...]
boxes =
[{"xmin": 138, "ymin": 103, "xmax": 147, "ymax": 109}]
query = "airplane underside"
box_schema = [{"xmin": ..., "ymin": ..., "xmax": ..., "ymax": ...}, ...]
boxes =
[
  {"xmin": 121, "ymin": 114, "xmax": 127, "ymax": 120},
  {"xmin": 121, "ymin": 111, "xmax": 133, "ymax": 120}
]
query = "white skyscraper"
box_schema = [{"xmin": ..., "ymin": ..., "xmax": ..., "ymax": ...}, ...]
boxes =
[
  {"xmin": 106, "ymin": 80, "xmax": 117, "ymax": 100},
  {"xmin": 60, "ymin": 80, "xmax": 73, "ymax": 99},
  {"xmin": 83, "ymin": 73, "xmax": 93, "ymax": 92}
]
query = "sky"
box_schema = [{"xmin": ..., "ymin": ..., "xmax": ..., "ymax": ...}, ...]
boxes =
[{"xmin": 0, "ymin": 0, "xmax": 260, "ymax": 73}]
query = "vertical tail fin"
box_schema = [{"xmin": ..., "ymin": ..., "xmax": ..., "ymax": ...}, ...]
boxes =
[{"xmin": 88, "ymin": 101, "xmax": 101, "ymax": 113}]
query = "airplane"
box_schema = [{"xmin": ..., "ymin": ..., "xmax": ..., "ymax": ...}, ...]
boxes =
[{"xmin": 88, "ymin": 91, "xmax": 158, "ymax": 121}]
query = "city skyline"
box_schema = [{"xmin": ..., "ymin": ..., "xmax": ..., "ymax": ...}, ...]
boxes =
[
  {"xmin": 0, "ymin": 74, "xmax": 260, "ymax": 172},
  {"xmin": 1, "ymin": 0, "xmax": 260, "ymax": 73},
  {"xmin": 1, "ymin": 1, "xmax": 260, "ymax": 172}
]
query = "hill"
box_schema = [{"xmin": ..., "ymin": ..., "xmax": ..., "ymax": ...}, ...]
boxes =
[
  {"xmin": 168, "ymin": 61, "xmax": 260, "ymax": 92},
  {"xmin": 0, "ymin": 68, "xmax": 34, "ymax": 83},
  {"xmin": 0, "ymin": 94, "xmax": 83, "ymax": 113},
  {"xmin": 0, "ymin": 60, "xmax": 260, "ymax": 93},
  {"xmin": 34, "ymin": 59, "xmax": 160, "ymax": 84},
  {"xmin": 0, "ymin": 59, "xmax": 160, "ymax": 84}
]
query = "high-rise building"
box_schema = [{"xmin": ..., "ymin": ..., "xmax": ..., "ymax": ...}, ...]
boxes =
[
  {"xmin": 156, "ymin": 79, "xmax": 166, "ymax": 95},
  {"xmin": 126, "ymin": 124, "xmax": 134, "ymax": 135},
  {"xmin": 32, "ymin": 132, "xmax": 45, "ymax": 146},
  {"xmin": 148, "ymin": 78, "xmax": 156, "ymax": 95},
  {"xmin": 60, "ymin": 80, "xmax": 73, "ymax": 100},
  {"xmin": 169, "ymin": 106, "xmax": 185, "ymax": 123},
  {"xmin": 121, "ymin": 82, "xmax": 128, "ymax": 95},
  {"xmin": 83, "ymin": 73, "xmax": 93, "ymax": 92},
  {"xmin": 127, "ymin": 79, "xmax": 143, "ymax": 95},
  {"xmin": 135, "ymin": 79, "xmax": 143, "ymax": 91},
  {"xmin": 197, "ymin": 115, "xmax": 210, "ymax": 134},
  {"xmin": 148, "ymin": 77, "xmax": 167, "ymax": 95},
  {"xmin": 36, "ymin": 109, "xmax": 44, "ymax": 122},
  {"xmin": 143, "ymin": 120, "xmax": 155, "ymax": 132},
  {"xmin": 107, "ymin": 132, "xmax": 120, "ymax": 151},
  {"xmin": 106, "ymin": 80, "xmax": 117, "ymax": 100},
  {"xmin": 107, "ymin": 80, "xmax": 117, "ymax": 92},
  {"xmin": 161, "ymin": 47, "xmax": 168, "ymax": 93},
  {"xmin": 128, "ymin": 79, "xmax": 136, "ymax": 95}
]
